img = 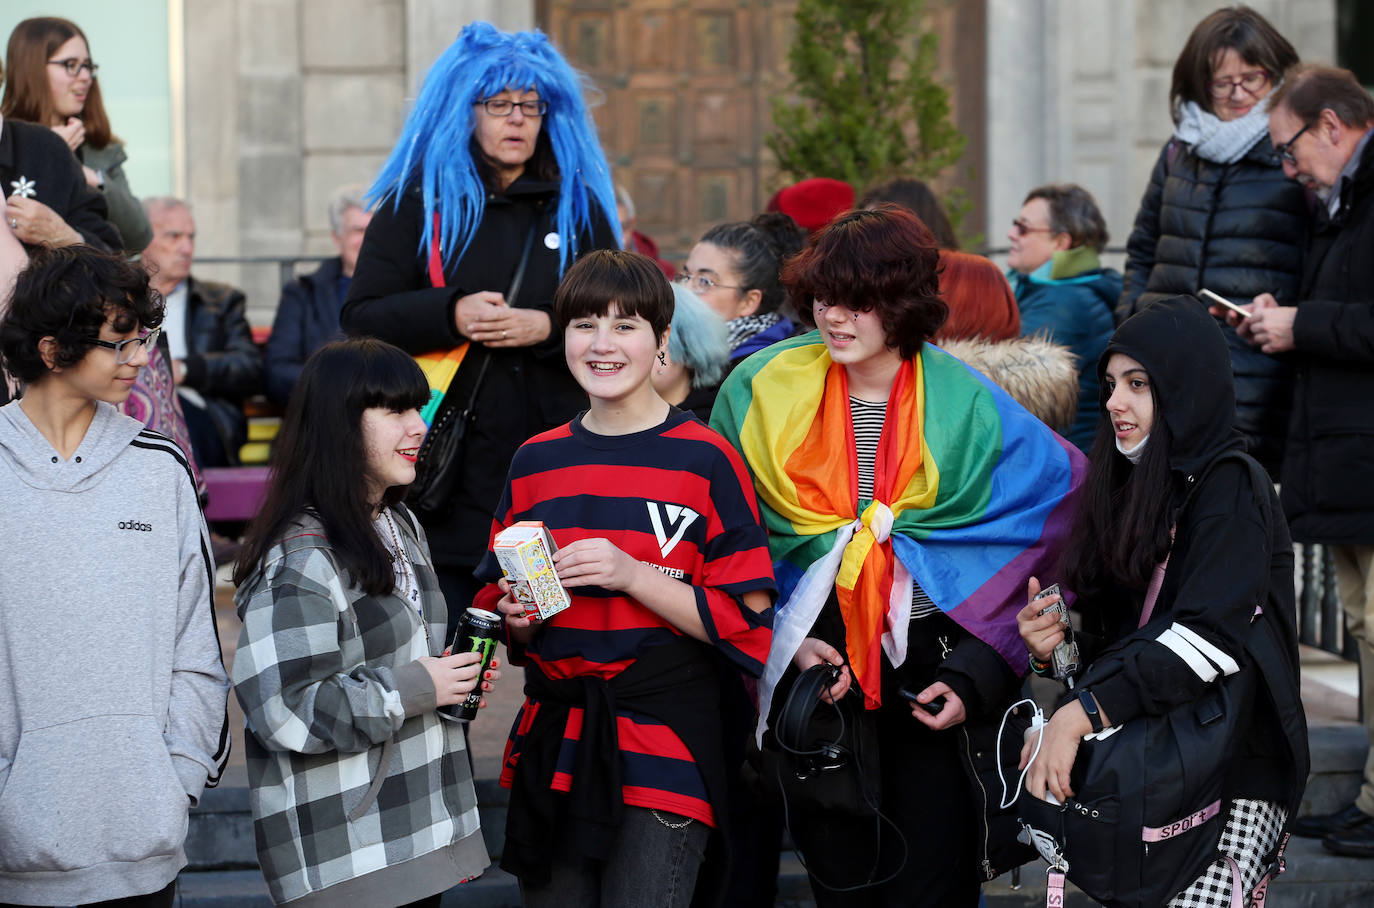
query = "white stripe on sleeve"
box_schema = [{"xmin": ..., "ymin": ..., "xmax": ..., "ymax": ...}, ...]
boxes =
[{"xmin": 1168, "ymin": 622, "xmax": 1240, "ymax": 676}]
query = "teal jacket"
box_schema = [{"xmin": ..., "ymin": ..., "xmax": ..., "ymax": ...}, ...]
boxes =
[{"xmin": 1009, "ymin": 247, "xmax": 1121, "ymax": 451}]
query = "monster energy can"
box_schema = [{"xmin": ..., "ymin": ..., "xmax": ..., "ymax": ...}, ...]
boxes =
[{"xmin": 442, "ymin": 607, "xmax": 501, "ymax": 721}]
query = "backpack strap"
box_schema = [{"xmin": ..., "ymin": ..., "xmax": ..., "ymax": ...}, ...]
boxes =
[{"xmin": 1197, "ymin": 451, "xmax": 1309, "ymax": 896}]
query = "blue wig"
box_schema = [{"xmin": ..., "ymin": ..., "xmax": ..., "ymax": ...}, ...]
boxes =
[
  {"xmin": 668, "ymin": 284, "xmax": 731, "ymax": 389},
  {"xmin": 369, "ymin": 22, "xmax": 621, "ymax": 273}
]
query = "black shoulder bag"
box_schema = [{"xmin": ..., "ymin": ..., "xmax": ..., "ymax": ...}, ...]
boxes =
[{"xmin": 407, "ymin": 217, "xmax": 540, "ymax": 519}]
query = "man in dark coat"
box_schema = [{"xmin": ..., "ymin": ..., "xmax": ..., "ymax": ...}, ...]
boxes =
[
  {"xmin": 1226, "ymin": 64, "xmax": 1374, "ymax": 858},
  {"xmin": 141, "ymin": 197, "xmax": 263, "ymax": 467},
  {"xmin": 263, "ymin": 185, "xmax": 372, "ymax": 406}
]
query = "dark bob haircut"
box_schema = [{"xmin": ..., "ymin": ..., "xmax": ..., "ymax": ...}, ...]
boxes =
[
  {"xmin": 0, "ymin": 245, "xmax": 163, "ymax": 385},
  {"xmin": 553, "ymin": 249, "xmax": 674, "ymax": 340},
  {"xmin": 784, "ymin": 204, "xmax": 946, "ymax": 360},
  {"xmin": 1170, "ymin": 6, "xmax": 1298, "ymax": 122},
  {"xmin": 233, "ymin": 338, "xmax": 430, "ymax": 596}
]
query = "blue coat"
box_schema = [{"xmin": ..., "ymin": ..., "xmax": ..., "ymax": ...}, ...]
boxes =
[
  {"xmin": 264, "ymin": 257, "xmax": 347, "ymax": 406},
  {"xmin": 1010, "ymin": 256, "xmax": 1121, "ymax": 452}
]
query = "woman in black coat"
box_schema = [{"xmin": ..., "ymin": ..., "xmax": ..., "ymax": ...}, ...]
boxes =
[
  {"xmin": 1117, "ymin": 7, "xmax": 1307, "ymax": 477},
  {"xmin": 342, "ymin": 23, "xmax": 619, "ymax": 608}
]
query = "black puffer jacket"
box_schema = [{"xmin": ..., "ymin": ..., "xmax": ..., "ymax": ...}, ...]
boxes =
[
  {"xmin": 342, "ymin": 177, "xmax": 617, "ymax": 569},
  {"xmin": 1118, "ymin": 136, "xmax": 1309, "ymax": 476},
  {"xmin": 1282, "ymin": 136, "xmax": 1374, "ymax": 546}
]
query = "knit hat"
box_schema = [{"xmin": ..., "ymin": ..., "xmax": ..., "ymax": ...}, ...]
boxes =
[{"xmin": 765, "ymin": 178, "xmax": 855, "ymax": 234}]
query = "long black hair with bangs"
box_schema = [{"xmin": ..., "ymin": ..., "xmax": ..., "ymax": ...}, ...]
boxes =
[
  {"xmin": 1062, "ymin": 379, "xmax": 1176, "ymax": 620},
  {"xmin": 233, "ymin": 338, "xmax": 430, "ymax": 596}
]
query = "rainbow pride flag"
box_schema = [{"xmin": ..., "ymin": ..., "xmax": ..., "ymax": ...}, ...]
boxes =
[
  {"xmin": 711, "ymin": 332, "xmax": 1086, "ymax": 715},
  {"xmin": 412, "ymin": 344, "xmax": 471, "ymax": 427}
]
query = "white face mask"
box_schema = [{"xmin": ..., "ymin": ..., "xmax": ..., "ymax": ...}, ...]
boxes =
[{"xmin": 1116, "ymin": 433, "xmax": 1149, "ymax": 464}]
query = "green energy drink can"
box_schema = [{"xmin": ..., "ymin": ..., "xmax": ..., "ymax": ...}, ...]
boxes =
[{"xmin": 443, "ymin": 607, "xmax": 501, "ymax": 721}]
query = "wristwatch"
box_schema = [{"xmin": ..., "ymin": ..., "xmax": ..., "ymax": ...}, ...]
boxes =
[{"xmin": 1078, "ymin": 689, "xmax": 1104, "ymax": 734}]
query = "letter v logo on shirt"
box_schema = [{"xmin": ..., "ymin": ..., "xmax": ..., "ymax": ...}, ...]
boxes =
[{"xmin": 646, "ymin": 502, "xmax": 699, "ymax": 558}]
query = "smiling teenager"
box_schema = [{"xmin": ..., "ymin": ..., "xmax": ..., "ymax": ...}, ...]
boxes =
[
  {"xmin": 231, "ymin": 338, "xmax": 500, "ymax": 907},
  {"xmin": 0, "ymin": 246, "xmax": 229, "ymax": 908},
  {"xmin": 473, "ymin": 249, "xmax": 776, "ymax": 908}
]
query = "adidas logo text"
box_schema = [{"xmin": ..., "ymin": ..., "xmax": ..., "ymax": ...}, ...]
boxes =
[{"xmin": 118, "ymin": 520, "xmax": 153, "ymax": 532}]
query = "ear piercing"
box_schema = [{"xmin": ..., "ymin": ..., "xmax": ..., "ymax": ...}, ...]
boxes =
[{"xmin": 657, "ymin": 350, "xmax": 667, "ymax": 365}]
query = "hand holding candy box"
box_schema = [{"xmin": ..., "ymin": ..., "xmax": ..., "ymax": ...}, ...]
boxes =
[{"xmin": 493, "ymin": 521, "xmax": 572, "ymax": 621}]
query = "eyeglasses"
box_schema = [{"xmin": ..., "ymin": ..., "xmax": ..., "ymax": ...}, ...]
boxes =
[
  {"xmin": 1274, "ymin": 122, "xmax": 1313, "ymax": 166},
  {"xmin": 48, "ymin": 58, "xmax": 98, "ymax": 77},
  {"xmin": 88, "ymin": 327, "xmax": 160, "ymax": 365},
  {"xmin": 675, "ymin": 272, "xmax": 741, "ymax": 294},
  {"xmin": 478, "ymin": 98, "xmax": 547, "ymax": 117},
  {"xmin": 1011, "ymin": 218, "xmax": 1058, "ymax": 237},
  {"xmin": 1208, "ymin": 69, "xmax": 1269, "ymax": 99}
]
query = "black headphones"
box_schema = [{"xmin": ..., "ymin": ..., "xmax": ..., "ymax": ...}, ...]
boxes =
[{"xmin": 775, "ymin": 663, "xmax": 849, "ymax": 778}]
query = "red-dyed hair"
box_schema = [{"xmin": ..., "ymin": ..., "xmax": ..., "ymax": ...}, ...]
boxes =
[
  {"xmin": 784, "ymin": 204, "xmax": 946, "ymax": 360},
  {"xmin": 935, "ymin": 250, "xmax": 1020, "ymax": 342}
]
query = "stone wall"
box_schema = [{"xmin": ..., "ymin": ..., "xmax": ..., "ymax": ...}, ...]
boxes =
[
  {"xmin": 181, "ymin": 0, "xmax": 535, "ymax": 326},
  {"xmin": 985, "ymin": 0, "xmax": 1336, "ymax": 269}
]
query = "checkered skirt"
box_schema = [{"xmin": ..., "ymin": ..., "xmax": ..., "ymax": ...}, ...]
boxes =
[{"xmin": 1167, "ymin": 799, "xmax": 1287, "ymax": 908}]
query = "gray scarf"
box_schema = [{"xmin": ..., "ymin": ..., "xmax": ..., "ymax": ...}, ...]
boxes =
[{"xmin": 1174, "ymin": 99, "xmax": 1271, "ymax": 165}]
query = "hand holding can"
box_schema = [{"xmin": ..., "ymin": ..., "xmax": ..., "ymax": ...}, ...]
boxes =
[{"xmin": 440, "ymin": 607, "xmax": 503, "ymax": 721}]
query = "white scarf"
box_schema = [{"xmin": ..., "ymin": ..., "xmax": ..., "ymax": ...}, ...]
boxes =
[{"xmin": 1174, "ymin": 99, "xmax": 1271, "ymax": 165}]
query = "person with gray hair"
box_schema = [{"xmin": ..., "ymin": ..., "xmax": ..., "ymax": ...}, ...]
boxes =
[
  {"xmin": 1222, "ymin": 62, "xmax": 1374, "ymax": 859},
  {"xmin": 1005, "ymin": 183, "xmax": 1120, "ymax": 451},
  {"xmin": 264, "ymin": 184, "xmax": 374, "ymax": 405},
  {"xmin": 141, "ymin": 195, "xmax": 261, "ymax": 467},
  {"xmin": 650, "ymin": 282, "xmax": 730, "ymax": 421}
]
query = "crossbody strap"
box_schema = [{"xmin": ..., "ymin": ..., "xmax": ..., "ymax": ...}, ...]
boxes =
[{"xmin": 426, "ymin": 207, "xmax": 542, "ymax": 408}]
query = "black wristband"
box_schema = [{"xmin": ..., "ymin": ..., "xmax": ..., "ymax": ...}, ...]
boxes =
[{"xmin": 1078, "ymin": 689, "xmax": 1103, "ymax": 734}]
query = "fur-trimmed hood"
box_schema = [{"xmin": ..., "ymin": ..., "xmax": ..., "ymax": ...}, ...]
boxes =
[{"xmin": 940, "ymin": 335, "xmax": 1078, "ymax": 435}]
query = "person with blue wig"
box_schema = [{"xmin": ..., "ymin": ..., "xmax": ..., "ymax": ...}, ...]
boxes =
[
  {"xmin": 651, "ymin": 283, "xmax": 731, "ymax": 421},
  {"xmin": 342, "ymin": 21, "xmax": 620, "ymax": 609}
]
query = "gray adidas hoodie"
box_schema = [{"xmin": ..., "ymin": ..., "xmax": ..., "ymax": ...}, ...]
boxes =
[{"xmin": 0, "ymin": 400, "xmax": 230, "ymax": 904}]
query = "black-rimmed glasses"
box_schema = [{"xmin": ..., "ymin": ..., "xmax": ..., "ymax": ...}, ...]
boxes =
[
  {"xmin": 89, "ymin": 328, "xmax": 160, "ymax": 365},
  {"xmin": 478, "ymin": 98, "xmax": 547, "ymax": 117},
  {"xmin": 1275, "ymin": 122, "xmax": 1313, "ymax": 167},
  {"xmin": 1208, "ymin": 69, "xmax": 1269, "ymax": 99},
  {"xmin": 48, "ymin": 58, "xmax": 98, "ymax": 77}
]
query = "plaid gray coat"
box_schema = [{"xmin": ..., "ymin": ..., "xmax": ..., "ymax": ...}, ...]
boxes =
[{"xmin": 232, "ymin": 509, "xmax": 488, "ymax": 905}]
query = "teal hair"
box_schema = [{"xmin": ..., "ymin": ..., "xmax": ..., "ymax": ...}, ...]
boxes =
[
  {"xmin": 369, "ymin": 22, "xmax": 621, "ymax": 272},
  {"xmin": 669, "ymin": 283, "xmax": 730, "ymax": 389}
]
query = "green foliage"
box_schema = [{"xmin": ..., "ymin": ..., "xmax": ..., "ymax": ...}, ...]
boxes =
[{"xmin": 768, "ymin": 0, "xmax": 968, "ymax": 230}]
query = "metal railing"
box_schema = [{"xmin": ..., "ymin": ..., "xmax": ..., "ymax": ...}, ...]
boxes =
[{"xmin": 196, "ymin": 254, "xmax": 332, "ymax": 290}]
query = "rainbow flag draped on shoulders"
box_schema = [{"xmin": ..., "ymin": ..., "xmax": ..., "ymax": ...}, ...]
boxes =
[{"xmin": 710, "ymin": 331, "xmax": 1087, "ymax": 724}]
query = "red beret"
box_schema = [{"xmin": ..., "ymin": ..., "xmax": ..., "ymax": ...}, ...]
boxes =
[{"xmin": 765, "ymin": 178, "xmax": 855, "ymax": 233}]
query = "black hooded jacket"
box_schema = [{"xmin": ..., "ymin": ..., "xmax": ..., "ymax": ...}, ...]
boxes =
[{"xmin": 1077, "ymin": 297, "xmax": 1307, "ymax": 808}]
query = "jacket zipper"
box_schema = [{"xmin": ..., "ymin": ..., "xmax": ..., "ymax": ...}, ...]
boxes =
[{"xmin": 939, "ymin": 633, "xmax": 995, "ymax": 880}]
